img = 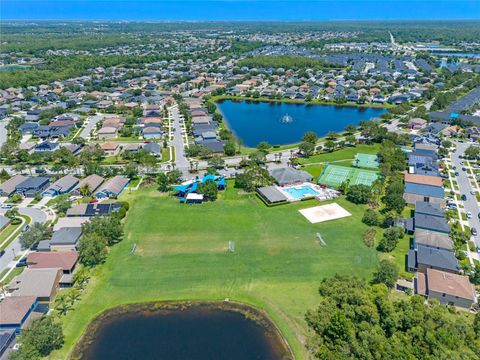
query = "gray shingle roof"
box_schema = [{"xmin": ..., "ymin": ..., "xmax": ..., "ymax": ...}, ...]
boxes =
[
  {"xmin": 417, "ymin": 244, "xmax": 459, "ymax": 272},
  {"xmin": 257, "ymin": 186, "xmax": 287, "ymax": 203},
  {"xmin": 50, "ymin": 227, "xmax": 82, "ymax": 245},
  {"xmin": 415, "ymin": 201, "xmax": 444, "ymax": 218},
  {"xmin": 270, "ymin": 167, "xmax": 312, "ymax": 186},
  {"xmin": 415, "ymin": 213, "xmax": 450, "ymax": 233}
]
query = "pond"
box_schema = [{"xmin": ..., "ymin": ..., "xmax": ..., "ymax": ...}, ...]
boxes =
[
  {"xmin": 0, "ymin": 65, "xmax": 31, "ymax": 71},
  {"xmin": 74, "ymin": 302, "xmax": 292, "ymax": 360},
  {"xmin": 217, "ymin": 100, "xmax": 386, "ymax": 147},
  {"xmin": 431, "ymin": 52, "xmax": 480, "ymax": 58}
]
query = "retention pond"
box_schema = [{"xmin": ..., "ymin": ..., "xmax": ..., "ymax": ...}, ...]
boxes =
[{"xmin": 72, "ymin": 302, "xmax": 293, "ymax": 360}]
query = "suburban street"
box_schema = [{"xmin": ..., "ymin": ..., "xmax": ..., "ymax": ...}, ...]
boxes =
[
  {"xmin": 0, "ymin": 119, "xmax": 8, "ymax": 148},
  {"xmin": 450, "ymin": 141, "xmax": 480, "ymax": 261},
  {"xmin": 79, "ymin": 114, "xmax": 103, "ymax": 139},
  {"xmin": 170, "ymin": 105, "xmax": 190, "ymax": 174},
  {"xmin": 0, "ymin": 206, "xmax": 49, "ymax": 275}
]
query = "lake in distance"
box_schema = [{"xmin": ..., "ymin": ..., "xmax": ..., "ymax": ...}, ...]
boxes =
[
  {"xmin": 217, "ymin": 100, "xmax": 386, "ymax": 147},
  {"xmin": 78, "ymin": 305, "xmax": 291, "ymax": 360}
]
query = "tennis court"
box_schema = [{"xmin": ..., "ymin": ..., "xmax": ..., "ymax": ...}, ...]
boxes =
[
  {"xmin": 317, "ymin": 164, "xmax": 380, "ymax": 188},
  {"xmin": 352, "ymin": 153, "xmax": 380, "ymax": 169}
]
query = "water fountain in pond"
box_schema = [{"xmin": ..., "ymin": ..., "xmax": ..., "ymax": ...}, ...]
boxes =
[{"xmin": 280, "ymin": 113, "xmax": 294, "ymax": 124}]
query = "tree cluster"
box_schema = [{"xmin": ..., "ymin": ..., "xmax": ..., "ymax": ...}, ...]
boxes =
[{"xmin": 306, "ymin": 276, "xmax": 480, "ymax": 360}]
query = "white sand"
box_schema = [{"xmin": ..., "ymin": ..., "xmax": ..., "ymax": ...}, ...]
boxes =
[{"xmin": 299, "ymin": 203, "xmax": 352, "ymax": 224}]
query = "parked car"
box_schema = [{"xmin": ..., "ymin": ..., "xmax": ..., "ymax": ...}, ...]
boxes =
[
  {"xmin": 16, "ymin": 259, "xmax": 27, "ymax": 267},
  {"xmin": 0, "ymin": 250, "xmax": 5, "ymax": 258},
  {"xmin": 35, "ymin": 168, "xmax": 46, "ymax": 174},
  {"xmin": 471, "ymin": 190, "xmax": 476, "ymax": 195},
  {"xmin": 0, "ymin": 204, "xmax": 13, "ymax": 209},
  {"xmin": 455, "ymin": 171, "xmax": 459, "ymax": 176},
  {"xmin": 22, "ymin": 224, "xmax": 30, "ymax": 233},
  {"xmin": 472, "ymin": 227, "xmax": 478, "ymax": 236},
  {"xmin": 467, "ymin": 211, "xmax": 472, "ymax": 219},
  {"xmin": 461, "ymin": 194, "xmax": 467, "ymax": 201}
]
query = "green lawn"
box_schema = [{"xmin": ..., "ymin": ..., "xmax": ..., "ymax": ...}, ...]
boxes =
[
  {"xmin": 52, "ymin": 184, "xmax": 378, "ymax": 360},
  {"xmin": 299, "ymin": 144, "xmax": 382, "ymax": 165},
  {"xmin": 0, "ymin": 215, "xmax": 31, "ymax": 251},
  {"xmin": 299, "ymin": 144, "xmax": 381, "ymax": 178}
]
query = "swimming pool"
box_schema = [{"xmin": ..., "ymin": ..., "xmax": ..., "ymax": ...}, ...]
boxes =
[{"xmin": 281, "ymin": 184, "xmax": 320, "ymax": 200}]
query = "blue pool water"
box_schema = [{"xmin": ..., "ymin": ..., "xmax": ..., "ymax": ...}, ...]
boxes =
[
  {"xmin": 282, "ymin": 185, "xmax": 320, "ymax": 200},
  {"xmin": 217, "ymin": 100, "xmax": 386, "ymax": 147}
]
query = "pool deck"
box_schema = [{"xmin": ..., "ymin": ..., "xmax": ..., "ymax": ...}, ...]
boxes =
[{"xmin": 277, "ymin": 182, "xmax": 340, "ymax": 202}]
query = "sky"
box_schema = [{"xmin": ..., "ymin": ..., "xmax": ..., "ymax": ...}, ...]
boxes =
[{"xmin": 1, "ymin": 0, "xmax": 480, "ymax": 21}]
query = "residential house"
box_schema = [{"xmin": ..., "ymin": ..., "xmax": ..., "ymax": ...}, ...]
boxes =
[
  {"xmin": 404, "ymin": 173, "xmax": 445, "ymax": 207},
  {"xmin": 7, "ymin": 268, "xmax": 63, "ymax": 303},
  {"xmin": 97, "ymin": 126, "xmax": 118, "ymax": 139},
  {"xmin": 408, "ymin": 118, "xmax": 427, "ymax": 130},
  {"xmin": 0, "ymin": 175, "xmax": 27, "ymax": 197},
  {"xmin": 416, "ymin": 268, "xmax": 476, "ymax": 308},
  {"xmin": 48, "ymin": 227, "xmax": 83, "ymax": 252},
  {"xmin": 0, "ymin": 296, "xmax": 39, "ymax": 333},
  {"xmin": 95, "ymin": 176, "xmax": 129, "ymax": 199},
  {"xmin": 413, "ymin": 229, "xmax": 453, "ymax": 251},
  {"xmin": 408, "ymin": 244, "xmax": 459, "ymax": 274},
  {"xmin": 42, "ymin": 175, "xmax": 79, "ymax": 197},
  {"xmin": 71, "ymin": 174, "xmax": 104, "ymax": 196},
  {"xmin": 143, "ymin": 142, "xmax": 162, "ymax": 157},
  {"xmin": 15, "ymin": 177, "xmax": 50, "ymax": 197},
  {"xmin": 27, "ymin": 251, "xmax": 79, "ymax": 274},
  {"xmin": 52, "ymin": 217, "xmax": 90, "ymax": 231},
  {"xmin": 143, "ymin": 125, "xmax": 162, "ymax": 139},
  {"xmin": 100, "ymin": 142, "xmax": 120, "ymax": 156},
  {"xmin": 66, "ymin": 203, "xmax": 122, "ymax": 217},
  {"xmin": 34, "ymin": 141, "xmax": 59, "ymax": 152}
]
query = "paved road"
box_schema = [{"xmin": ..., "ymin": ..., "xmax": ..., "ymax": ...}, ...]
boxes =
[
  {"xmin": 0, "ymin": 207, "xmax": 47, "ymax": 271},
  {"xmin": 451, "ymin": 141, "xmax": 480, "ymax": 250},
  {"xmin": 171, "ymin": 106, "xmax": 190, "ymax": 174},
  {"xmin": 80, "ymin": 114, "xmax": 103, "ymax": 139},
  {"xmin": 0, "ymin": 119, "xmax": 8, "ymax": 148}
]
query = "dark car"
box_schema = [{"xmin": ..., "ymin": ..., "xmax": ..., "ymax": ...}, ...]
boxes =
[
  {"xmin": 0, "ymin": 250, "xmax": 5, "ymax": 258},
  {"xmin": 453, "ymin": 166, "xmax": 457, "ymax": 170},
  {"xmin": 477, "ymin": 212, "xmax": 480, "ymax": 219},
  {"xmin": 16, "ymin": 259, "xmax": 27, "ymax": 267},
  {"xmin": 35, "ymin": 168, "xmax": 46, "ymax": 174},
  {"xmin": 472, "ymin": 228, "xmax": 478, "ymax": 236},
  {"xmin": 455, "ymin": 171, "xmax": 459, "ymax": 176},
  {"xmin": 461, "ymin": 194, "xmax": 467, "ymax": 201}
]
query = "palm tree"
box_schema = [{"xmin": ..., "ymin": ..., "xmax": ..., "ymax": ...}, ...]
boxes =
[
  {"xmin": 79, "ymin": 183, "xmax": 91, "ymax": 197},
  {"xmin": 54, "ymin": 294, "xmax": 72, "ymax": 316},
  {"xmin": 67, "ymin": 289, "xmax": 81, "ymax": 305}
]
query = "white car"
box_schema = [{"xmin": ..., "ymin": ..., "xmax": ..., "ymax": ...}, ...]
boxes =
[
  {"xmin": 467, "ymin": 211, "xmax": 472, "ymax": 219},
  {"xmin": 0, "ymin": 204, "xmax": 13, "ymax": 209}
]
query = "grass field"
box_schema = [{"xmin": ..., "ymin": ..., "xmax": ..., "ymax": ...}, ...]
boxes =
[
  {"xmin": 52, "ymin": 184, "xmax": 378, "ymax": 360},
  {"xmin": 299, "ymin": 144, "xmax": 381, "ymax": 178}
]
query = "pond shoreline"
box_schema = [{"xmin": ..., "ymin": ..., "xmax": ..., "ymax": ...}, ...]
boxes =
[
  {"xmin": 70, "ymin": 300, "xmax": 295, "ymax": 360},
  {"xmin": 215, "ymin": 98, "xmax": 386, "ymax": 147},
  {"xmin": 211, "ymin": 95, "xmax": 392, "ymax": 109}
]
